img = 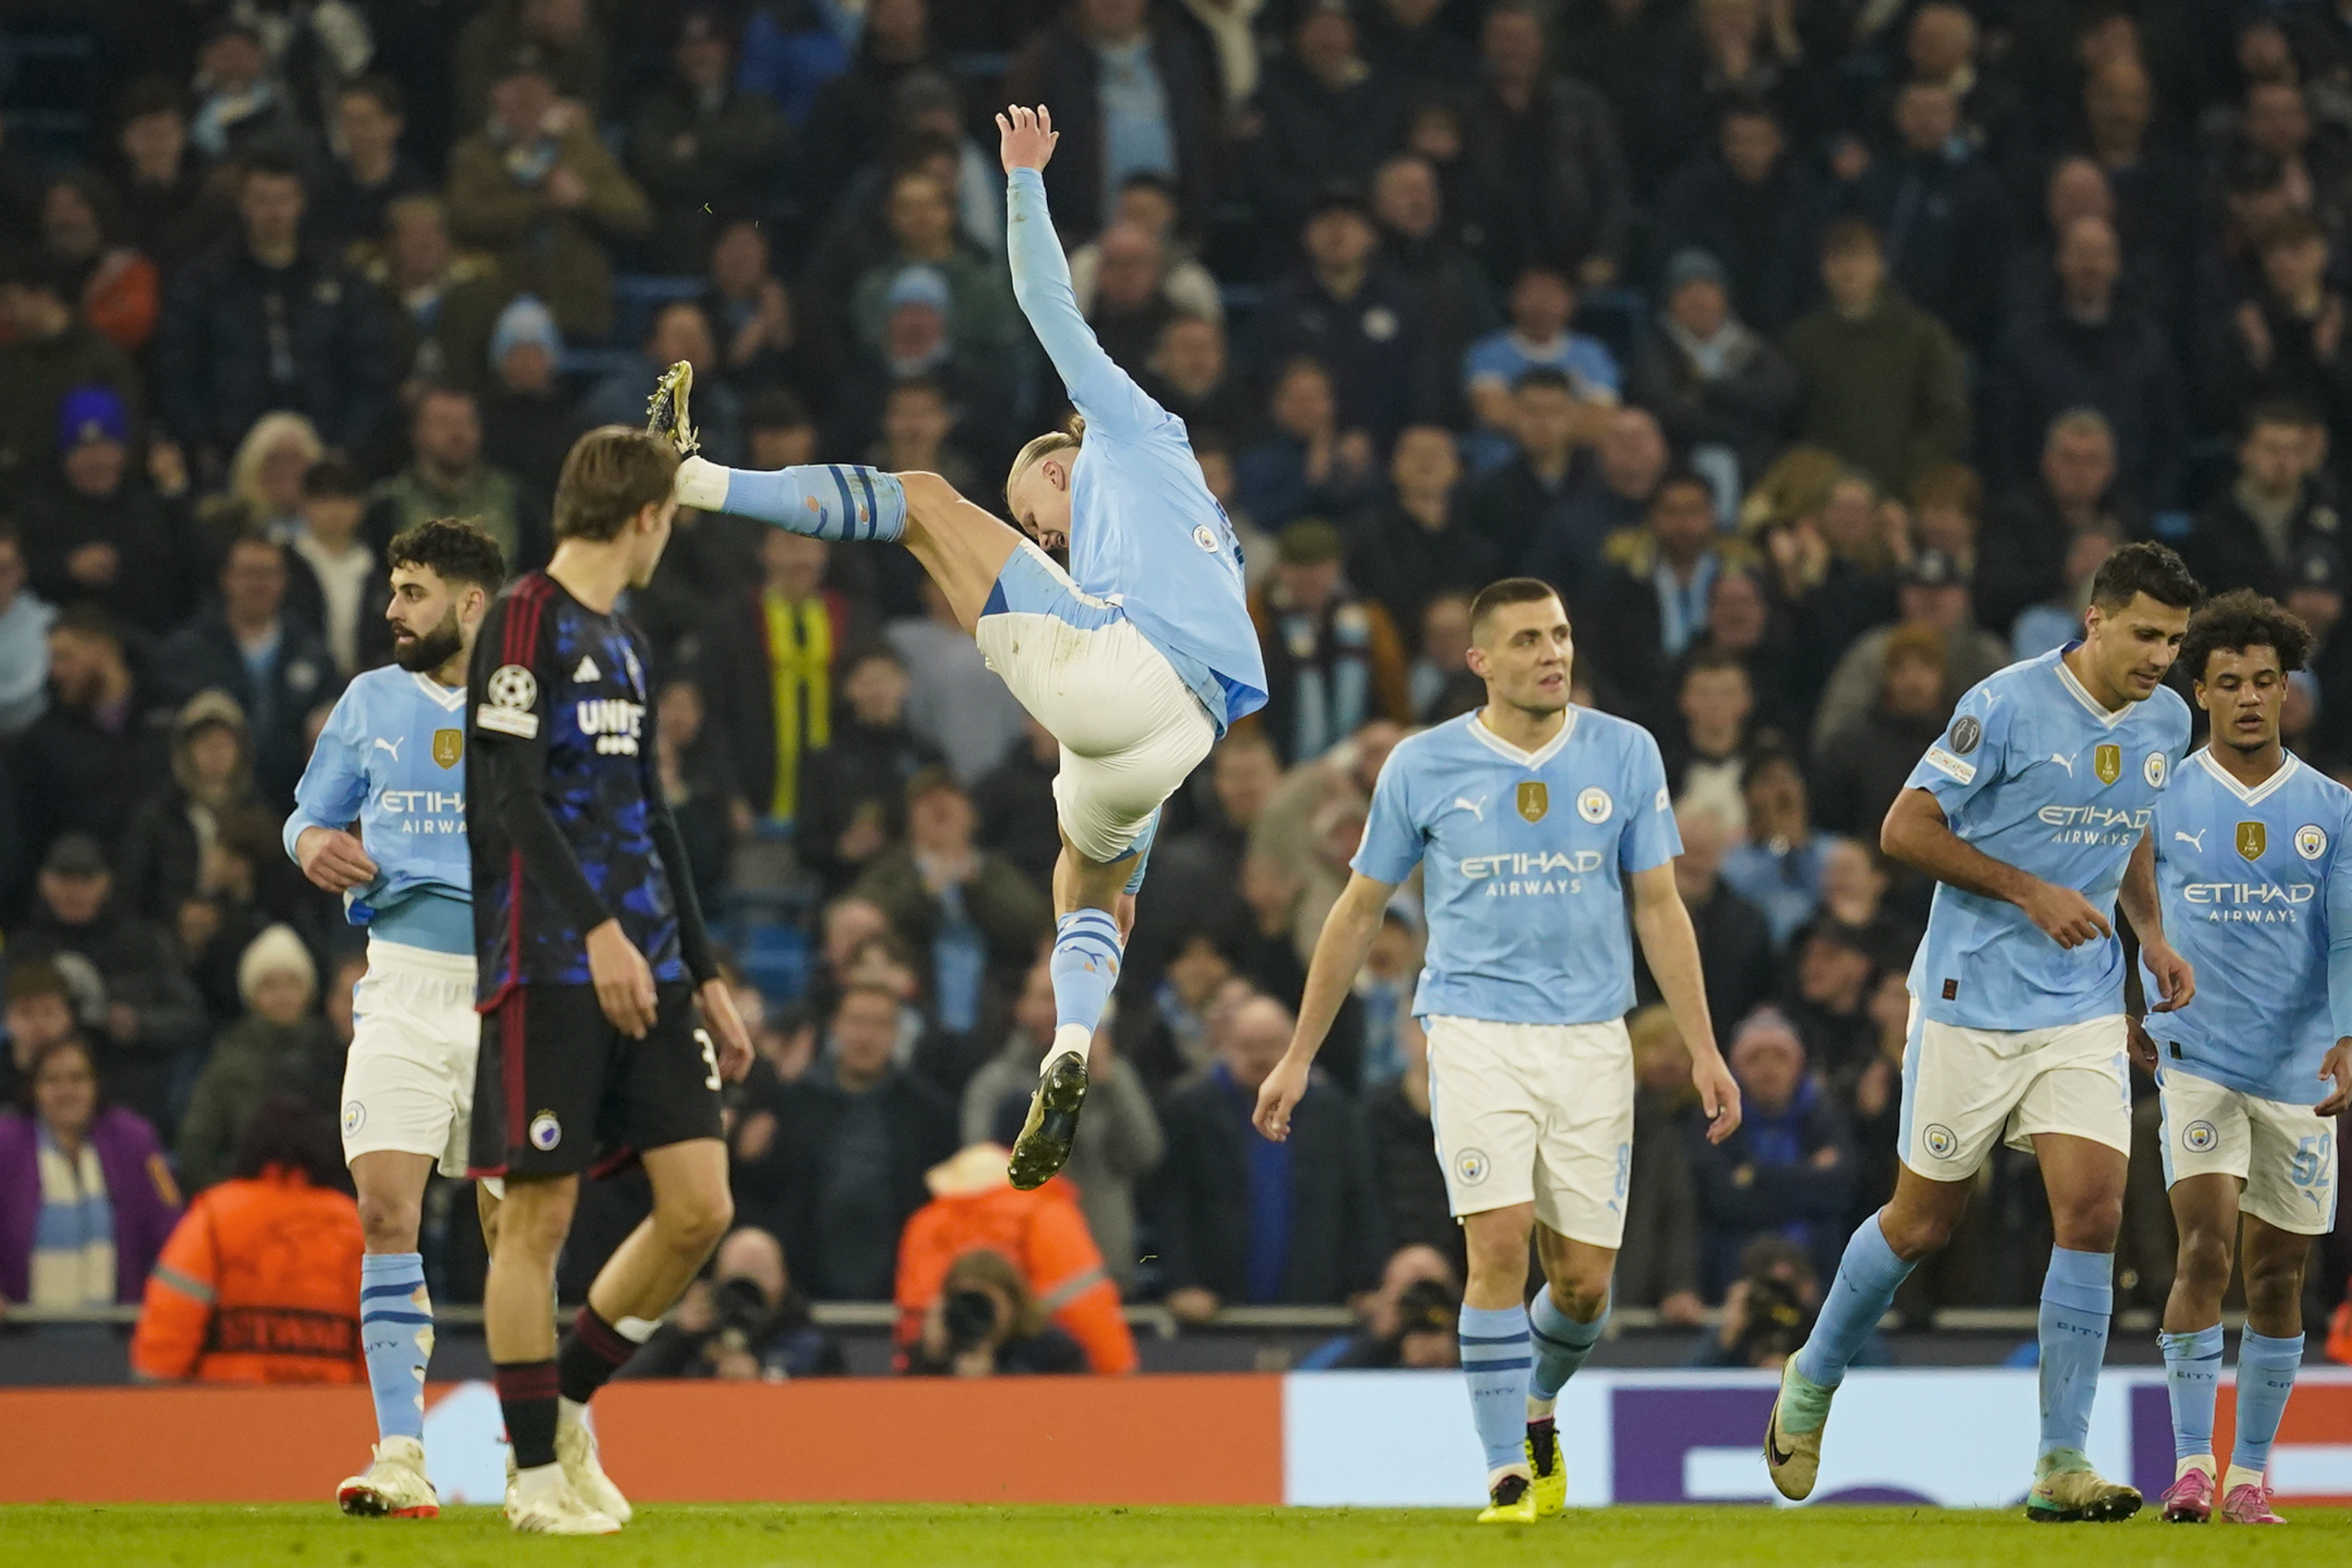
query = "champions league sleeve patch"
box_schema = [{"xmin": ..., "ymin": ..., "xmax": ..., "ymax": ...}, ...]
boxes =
[{"xmin": 477, "ymin": 664, "xmax": 540, "ymax": 739}]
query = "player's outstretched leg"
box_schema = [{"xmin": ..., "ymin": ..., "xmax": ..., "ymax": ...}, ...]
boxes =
[{"xmin": 337, "ymin": 1152, "xmax": 441, "ymax": 1518}]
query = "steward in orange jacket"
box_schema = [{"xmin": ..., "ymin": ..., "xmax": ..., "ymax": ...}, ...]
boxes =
[
  {"xmin": 893, "ymin": 1143, "xmax": 1136, "ymax": 1374},
  {"xmin": 131, "ymin": 1097, "xmax": 365, "ymax": 1384}
]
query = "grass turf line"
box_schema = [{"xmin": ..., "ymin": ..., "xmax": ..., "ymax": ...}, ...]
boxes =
[{"xmin": 2, "ymin": 1505, "xmax": 2348, "ymax": 1568}]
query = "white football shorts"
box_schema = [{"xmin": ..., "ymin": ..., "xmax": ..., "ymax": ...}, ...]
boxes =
[
  {"xmin": 1900, "ymin": 1001, "xmax": 2132, "ymax": 1178},
  {"xmin": 974, "ymin": 540, "xmax": 1217, "ymax": 864},
  {"xmin": 340, "ymin": 941, "xmax": 480, "ymax": 1178},
  {"xmin": 2158, "ymin": 1068, "xmax": 2341, "ymax": 1236},
  {"xmin": 1423, "ymin": 1014, "xmax": 1634, "ymax": 1249}
]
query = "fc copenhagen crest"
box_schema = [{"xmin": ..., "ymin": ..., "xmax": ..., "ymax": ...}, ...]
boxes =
[
  {"xmin": 432, "ymin": 728, "xmax": 464, "ymax": 768},
  {"xmin": 2093, "ymin": 743, "xmax": 2122, "ymax": 785},
  {"xmin": 2238, "ymin": 821, "xmax": 2268, "ymax": 860},
  {"xmin": 1517, "ymin": 781, "xmax": 1550, "ymax": 822}
]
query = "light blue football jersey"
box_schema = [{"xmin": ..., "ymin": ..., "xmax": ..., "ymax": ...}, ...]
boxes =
[
  {"xmin": 1905, "ymin": 647, "xmax": 2191, "ymax": 1031},
  {"xmin": 2142, "ymin": 748, "xmax": 2352, "ymax": 1105},
  {"xmin": 1354, "ymin": 708, "xmax": 1680, "ymax": 1027},
  {"xmin": 283, "ymin": 665, "xmax": 472, "ymax": 952},
  {"xmin": 1006, "ymin": 168, "xmax": 1268, "ymax": 732}
]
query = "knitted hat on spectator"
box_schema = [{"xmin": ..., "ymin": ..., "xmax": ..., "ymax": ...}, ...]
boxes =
[
  {"xmin": 489, "ymin": 294, "xmax": 562, "ymax": 366},
  {"xmin": 884, "ymin": 264, "xmax": 953, "ymax": 318},
  {"xmin": 1729, "ymin": 1005, "xmax": 1805, "ymax": 1066},
  {"xmin": 57, "ymin": 384, "xmax": 130, "ymax": 452},
  {"xmin": 1662, "ymin": 248, "xmax": 1729, "ymax": 297},
  {"xmin": 237, "ymin": 924, "xmax": 318, "ymax": 1007},
  {"xmin": 1276, "ymin": 517, "xmax": 1345, "ymax": 566}
]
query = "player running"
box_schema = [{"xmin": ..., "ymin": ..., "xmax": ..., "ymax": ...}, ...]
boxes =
[
  {"xmin": 466, "ymin": 428, "xmax": 754, "ymax": 1535},
  {"xmin": 652, "ymin": 103, "xmax": 1267, "ymax": 1191},
  {"xmin": 284, "ymin": 519, "xmax": 506, "ymax": 1519},
  {"xmin": 2140, "ymin": 590, "xmax": 2351, "ymax": 1526},
  {"xmin": 1765, "ymin": 543, "xmax": 2204, "ymax": 1521},
  {"xmin": 1253, "ymin": 577, "xmax": 1742, "ymax": 1525}
]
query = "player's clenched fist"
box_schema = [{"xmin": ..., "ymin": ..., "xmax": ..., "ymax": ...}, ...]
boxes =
[
  {"xmin": 1253, "ymin": 1054, "xmax": 1310, "ymax": 1142},
  {"xmin": 295, "ymin": 825, "xmax": 378, "ymax": 892},
  {"xmin": 585, "ymin": 919, "xmax": 659, "ymax": 1040},
  {"xmin": 2017, "ymin": 878, "xmax": 2113, "ymax": 950},
  {"xmin": 997, "ymin": 103, "xmax": 1058, "ymax": 174}
]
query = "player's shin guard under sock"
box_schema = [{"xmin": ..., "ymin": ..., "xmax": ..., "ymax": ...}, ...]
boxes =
[
  {"xmin": 1527, "ymin": 1288, "xmax": 1606, "ymax": 1405},
  {"xmin": 2231, "ymin": 1329, "xmax": 2303, "ymax": 1479},
  {"xmin": 2158, "ymin": 1323, "xmax": 2224, "ymax": 1465},
  {"xmin": 1045, "ymin": 908, "xmax": 1122, "ymax": 1071},
  {"xmin": 495, "ymin": 1359, "xmax": 560, "ymax": 1471},
  {"xmin": 677, "ymin": 456, "xmax": 907, "ymax": 542},
  {"xmin": 360, "ymin": 1252, "xmax": 432, "ymax": 1442},
  {"xmin": 556, "ymin": 1305, "xmax": 650, "ymax": 1406},
  {"xmin": 2037, "ymin": 1247, "xmax": 2114, "ymax": 1460},
  {"xmin": 1459, "ymin": 1305, "xmax": 1534, "ymax": 1475},
  {"xmin": 1792, "ymin": 1214, "xmax": 1916, "ymax": 1394}
]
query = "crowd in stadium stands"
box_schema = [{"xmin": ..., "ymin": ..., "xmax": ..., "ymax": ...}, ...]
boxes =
[{"xmin": 5, "ymin": 0, "xmax": 2352, "ymax": 1374}]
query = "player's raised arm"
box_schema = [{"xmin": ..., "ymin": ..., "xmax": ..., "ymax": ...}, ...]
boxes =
[
  {"xmin": 1256, "ymin": 870, "xmax": 1395, "ymax": 1140},
  {"xmin": 998, "ymin": 103, "xmax": 1164, "ymax": 438}
]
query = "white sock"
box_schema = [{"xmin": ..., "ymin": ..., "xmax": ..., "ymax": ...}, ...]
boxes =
[
  {"xmin": 558, "ymin": 1396, "xmax": 587, "ymax": 1427},
  {"xmin": 2177, "ymin": 1453, "xmax": 2215, "ymax": 1482},
  {"xmin": 615, "ymin": 1316, "xmax": 660, "ymax": 1345},
  {"xmin": 1487, "ymin": 1462, "xmax": 1531, "ymax": 1485},
  {"xmin": 1045, "ymin": 1022, "xmax": 1094, "ymax": 1072},
  {"xmin": 2224, "ymin": 1463, "xmax": 2265, "ymax": 1493},
  {"xmin": 674, "ymin": 455, "xmax": 730, "ymax": 510},
  {"xmin": 1526, "ymin": 1395, "xmax": 1557, "ymax": 1422},
  {"xmin": 515, "ymin": 1461, "xmax": 565, "ymax": 1499}
]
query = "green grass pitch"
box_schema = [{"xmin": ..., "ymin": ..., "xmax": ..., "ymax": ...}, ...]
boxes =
[{"xmin": 2, "ymin": 1504, "xmax": 2348, "ymax": 1568}]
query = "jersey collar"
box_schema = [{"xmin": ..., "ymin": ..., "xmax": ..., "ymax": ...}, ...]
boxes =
[
  {"xmin": 2192, "ymin": 744, "xmax": 2299, "ymax": 806},
  {"xmin": 1468, "ymin": 705, "xmax": 1578, "ymax": 769},
  {"xmin": 2052, "ymin": 645, "xmax": 2127, "ymax": 728},
  {"xmin": 409, "ymin": 670, "xmax": 465, "ymax": 711}
]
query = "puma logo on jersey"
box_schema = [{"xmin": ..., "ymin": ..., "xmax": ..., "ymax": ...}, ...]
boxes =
[
  {"xmin": 2050, "ymin": 752, "xmax": 2077, "ymax": 776},
  {"xmin": 372, "ymin": 736, "xmax": 403, "ymax": 762},
  {"xmin": 1449, "ymin": 796, "xmax": 1488, "ymax": 822},
  {"xmin": 2174, "ymin": 829, "xmax": 2207, "ymax": 852},
  {"xmin": 574, "ymin": 655, "xmax": 602, "ymax": 683}
]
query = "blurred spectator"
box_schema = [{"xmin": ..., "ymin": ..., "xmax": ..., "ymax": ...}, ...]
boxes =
[
  {"xmin": 868, "ymin": 381, "xmax": 982, "ymax": 522},
  {"xmin": 1302, "ymin": 1244, "xmax": 1461, "ymax": 1369},
  {"xmin": 1001, "ymin": 0, "xmax": 1221, "ymax": 239},
  {"xmin": 962, "ymin": 970, "xmax": 1163, "ymax": 1291},
  {"xmin": 1579, "ymin": 470, "xmax": 1741, "ymax": 719},
  {"xmin": 364, "ymin": 386, "xmax": 544, "ymax": 572},
  {"xmin": 1463, "ymin": 264, "xmax": 1619, "ymax": 471},
  {"xmin": 115, "ymin": 692, "xmax": 258, "ymax": 929},
  {"xmin": 1783, "ymin": 220, "xmax": 1969, "ymax": 494},
  {"xmin": 453, "ymin": 0, "xmax": 610, "ymax": 130},
  {"xmin": 1346, "ymin": 424, "xmax": 1493, "ymax": 640},
  {"xmin": 796, "ymin": 647, "xmax": 945, "ymax": 897},
  {"xmin": 1407, "ymin": 592, "xmax": 1484, "ymax": 725},
  {"xmin": 852, "ymin": 767, "xmax": 1052, "ymax": 1056},
  {"xmin": 719, "ymin": 532, "xmax": 865, "ymax": 826},
  {"xmin": 221, "ymin": 413, "xmax": 324, "ymax": 543},
  {"xmin": 157, "ymin": 536, "xmax": 341, "ymax": 807},
  {"xmin": 626, "ymin": 11, "xmax": 790, "ymax": 270},
  {"xmin": 1356, "ymin": 0, "xmax": 1480, "ymax": 90},
  {"xmin": 1249, "ymin": 4, "xmax": 1400, "ymax": 236},
  {"xmin": 891, "ymin": 580, "xmax": 1028, "ymax": 783},
  {"xmin": 1848, "ymin": 80, "xmax": 2013, "ymax": 353},
  {"xmin": 1074, "ymin": 223, "xmax": 1175, "ymax": 379},
  {"xmin": 2213, "ymin": 213, "xmax": 2352, "ymax": 458},
  {"xmin": 1071, "ymin": 174, "xmax": 1222, "ymax": 326},
  {"xmin": 1718, "ymin": 751, "xmax": 1831, "ymax": 947},
  {"xmin": 579, "ymin": 301, "xmax": 743, "ymax": 468},
  {"xmin": 1687, "ymin": 1007, "xmax": 1856, "ymax": 1297},
  {"xmin": 176, "ymin": 925, "xmax": 339, "ymax": 1193},
  {"xmin": 1115, "ymin": 931, "xmax": 1237, "ymax": 1093},
  {"xmin": 1662, "ymin": 652, "xmax": 1753, "ymax": 830},
  {"xmin": 1235, "ymin": 357, "xmax": 1377, "ymax": 529},
  {"xmin": 1372, "ymin": 153, "xmax": 1498, "ymax": 426},
  {"xmin": 1516, "ymin": 403, "xmax": 1668, "ymax": 600},
  {"xmin": 1463, "ymin": 1, "xmax": 1631, "ymax": 286},
  {"xmin": 2182, "ymin": 402, "xmax": 2337, "ymax": 600},
  {"xmin": 972, "ymin": 718, "xmax": 1061, "ymax": 896},
  {"xmin": 282, "ymin": 459, "xmax": 387, "ymax": 678},
  {"xmin": 363, "ymin": 196, "xmax": 509, "ymax": 396},
  {"xmin": 16, "ymin": 387, "xmax": 197, "ymax": 640},
  {"xmin": 800, "ymin": 0, "xmax": 944, "ymax": 211},
  {"xmin": 41, "ymin": 173, "xmax": 160, "ymax": 357},
  {"xmin": 901, "ymin": 1243, "xmax": 1092, "ymax": 1376},
  {"xmin": 741, "ymin": 981, "xmax": 959, "ymax": 1301},
  {"xmin": 701, "ymin": 222, "xmax": 809, "ymax": 394},
  {"xmin": 831, "ymin": 264, "xmax": 1018, "ymax": 465},
  {"xmin": 1648, "ymin": 805, "xmax": 1775, "ymax": 1036},
  {"xmin": 1685, "ymin": 566, "xmax": 1794, "ymax": 732},
  {"xmin": 1990, "ymin": 215, "xmax": 2186, "ymax": 507},
  {"xmin": 187, "ymin": 19, "xmax": 319, "ymax": 170},
  {"xmin": 1125, "ymin": 730, "xmax": 1281, "ymax": 983},
  {"xmin": 6, "ymin": 833, "xmax": 205, "ymax": 1135},
  {"xmin": 1809, "ymin": 551, "xmax": 2000, "ymax": 752},
  {"xmin": 655, "ymin": 679, "xmax": 736, "ymax": 902},
  {"xmin": 0, "ymin": 528, "xmax": 51, "ymax": 736},
  {"xmin": 1363, "ymin": 1017, "xmax": 1456, "ymax": 1268},
  {"xmin": 1258, "ymin": 189, "xmax": 1428, "ymax": 450},
  {"xmin": 1975, "ymin": 408, "xmax": 2128, "ymax": 639},
  {"xmin": 131, "ymin": 1093, "xmax": 363, "ymax": 1382},
  {"xmin": 1620, "ymin": 1006, "xmax": 1705, "ymax": 1324},
  {"xmin": 477, "ymin": 296, "xmax": 584, "ymax": 504},
  {"xmin": 852, "ymin": 171, "xmax": 1020, "ymax": 364},
  {"xmin": 158, "ymin": 154, "xmax": 392, "ymax": 475},
  {"xmin": 618, "ymin": 1225, "xmax": 844, "ymax": 1379},
  {"xmin": 1628, "ymin": 248, "xmax": 1799, "ymax": 493},
  {"xmin": 108, "ymin": 81, "xmax": 230, "ymax": 274},
  {"xmin": 1685, "ymin": 1233, "xmax": 1833, "ymax": 1368},
  {"xmin": 0, "ymin": 1036, "xmax": 180, "ymax": 1309},
  {"xmin": 1813, "ymin": 625, "xmax": 1952, "ymax": 842},
  {"xmin": 15, "ymin": 611, "xmax": 171, "ymax": 855},
  {"xmin": 1655, "ymin": 97, "xmax": 1819, "ymax": 335},
  {"xmin": 313, "ymin": 76, "xmax": 430, "ymax": 255},
  {"xmin": 0, "ymin": 252, "xmax": 139, "ymax": 485},
  {"xmin": 2012, "ymin": 516, "xmax": 2124, "ymax": 660},
  {"xmin": 1780, "ymin": 920, "xmax": 1878, "ymax": 1085},
  {"xmin": 446, "ymin": 58, "xmax": 649, "ymax": 345},
  {"xmin": 1248, "ymin": 519, "xmax": 1412, "ymax": 765},
  {"xmin": 1154, "ymin": 993, "xmax": 1386, "ymax": 1316},
  {"xmin": 2, "ymin": 963, "xmax": 81, "ymax": 1104}
]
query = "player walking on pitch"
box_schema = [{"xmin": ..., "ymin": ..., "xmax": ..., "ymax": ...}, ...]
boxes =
[
  {"xmin": 2138, "ymin": 590, "xmax": 2351, "ymax": 1526},
  {"xmin": 654, "ymin": 103, "xmax": 1266, "ymax": 1190},
  {"xmin": 285, "ymin": 519, "xmax": 508, "ymax": 1518},
  {"xmin": 1254, "ymin": 577, "xmax": 1742, "ymax": 1524},
  {"xmin": 466, "ymin": 429, "xmax": 753, "ymax": 1534},
  {"xmin": 1765, "ymin": 543, "xmax": 2204, "ymax": 1520}
]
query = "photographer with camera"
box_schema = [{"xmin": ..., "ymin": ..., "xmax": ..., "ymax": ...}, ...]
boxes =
[
  {"xmin": 616, "ymin": 1226, "xmax": 844, "ymax": 1382},
  {"xmin": 904, "ymin": 1247, "xmax": 1086, "ymax": 1377}
]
